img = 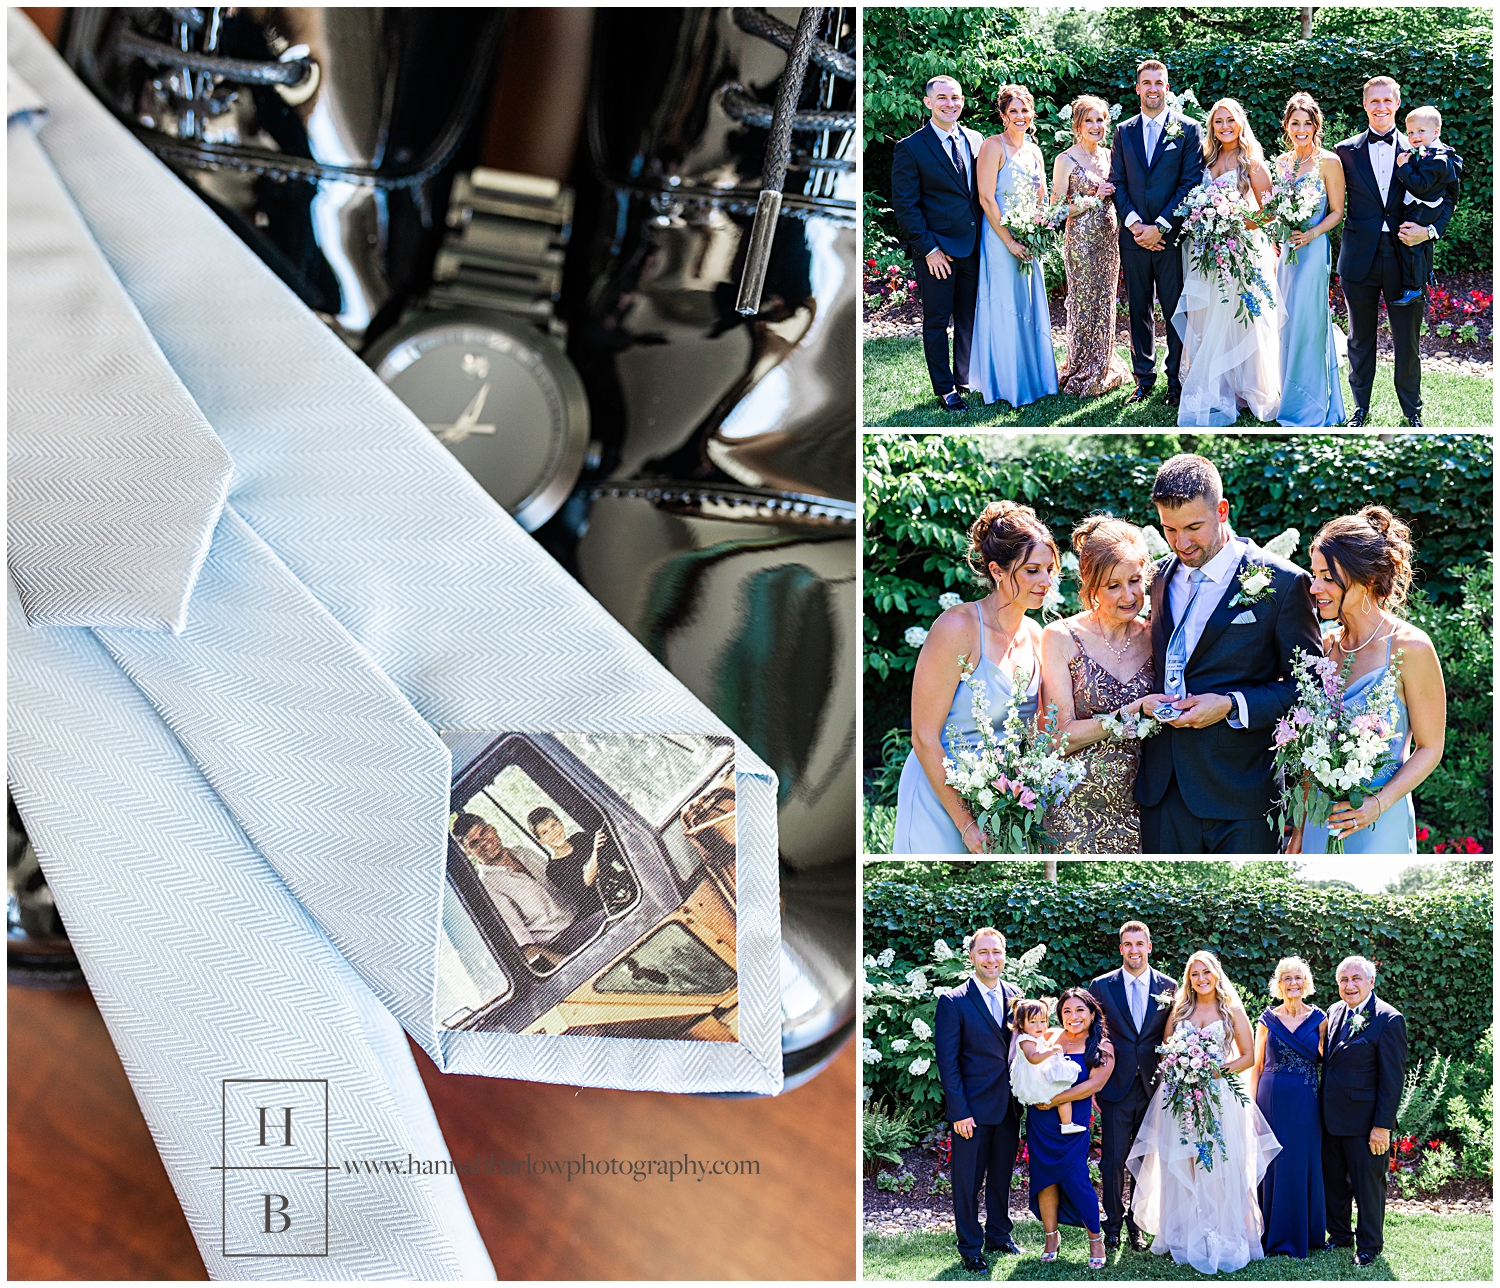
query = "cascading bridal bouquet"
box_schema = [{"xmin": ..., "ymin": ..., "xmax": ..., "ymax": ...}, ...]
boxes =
[
  {"xmin": 1260, "ymin": 172, "xmax": 1325, "ymax": 266},
  {"xmin": 941, "ymin": 661, "xmax": 1087, "ymax": 853},
  {"xmin": 1156, "ymin": 1024, "xmax": 1250, "ymax": 1172},
  {"xmin": 1270, "ymin": 648, "xmax": 1403, "ymax": 853},
  {"xmin": 996, "ymin": 186, "xmax": 1068, "ymax": 276},
  {"xmin": 1173, "ymin": 180, "xmax": 1277, "ymax": 325}
]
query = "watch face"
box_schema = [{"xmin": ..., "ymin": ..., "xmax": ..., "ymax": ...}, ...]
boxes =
[{"xmin": 368, "ymin": 317, "xmax": 589, "ymax": 531}]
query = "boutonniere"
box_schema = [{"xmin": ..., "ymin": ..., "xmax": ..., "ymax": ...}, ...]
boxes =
[
  {"xmin": 1152, "ymin": 989, "xmax": 1176, "ymax": 1010},
  {"xmin": 1346, "ymin": 1011, "xmax": 1369, "ymax": 1035},
  {"xmin": 1164, "ymin": 120, "xmax": 1184, "ymax": 141},
  {"xmin": 1229, "ymin": 562, "xmax": 1274, "ymax": 607}
]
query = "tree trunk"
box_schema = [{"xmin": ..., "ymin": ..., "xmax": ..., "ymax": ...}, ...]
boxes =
[
  {"xmin": 1045, "ymin": 860, "xmax": 1058, "ymax": 883},
  {"xmin": 1300, "ymin": 7, "xmax": 1314, "ymax": 39}
]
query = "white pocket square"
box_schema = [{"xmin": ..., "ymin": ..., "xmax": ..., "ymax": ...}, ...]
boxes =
[
  {"xmin": 1164, "ymin": 141, "xmax": 1177, "ymax": 150},
  {"xmin": 1231, "ymin": 610, "xmax": 1257, "ymax": 625}
]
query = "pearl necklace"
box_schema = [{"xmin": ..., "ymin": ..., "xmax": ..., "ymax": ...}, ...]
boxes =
[{"xmin": 1091, "ymin": 611, "xmax": 1135, "ymax": 663}]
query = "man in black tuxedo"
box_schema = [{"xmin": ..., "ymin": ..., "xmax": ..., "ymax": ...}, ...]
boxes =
[
  {"xmin": 1335, "ymin": 76, "xmax": 1456, "ymax": 428},
  {"xmin": 1135, "ymin": 454, "xmax": 1322, "ymax": 853},
  {"xmin": 1322, "ymin": 955, "xmax": 1407, "ymax": 1267},
  {"xmin": 889, "ymin": 75, "xmax": 985, "ymax": 413},
  {"xmin": 1107, "ymin": 60, "xmax": 1205, "ymax": 408},
  {"xmin": 933, "ymin": 927, "xmax": 1025, "ymax": 1273},
  {"xmin": 1090, "ymin": 920, "xmax": 1176, "ymax": 1251}
]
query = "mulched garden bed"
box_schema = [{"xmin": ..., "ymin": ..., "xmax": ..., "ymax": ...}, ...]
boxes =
[
  {"xmin": 864, "ymin": 272, "xmax": 1493, "ymax": 378},
  {"xmin": 864, "ymin": 1139, "xmax": 1492, "ymax": 1234}
]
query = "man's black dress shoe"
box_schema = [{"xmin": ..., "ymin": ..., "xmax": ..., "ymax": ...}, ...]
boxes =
[
  {"xmin": 1354, "ymin": 1250, "xmax": 1380, "ymax": 1267},
  {"xmin": 1162, "ymin": 388, "xmax": 1181, "ymax": 408},
  {"xmin": 961, "ymin": 1254, "xmax": 989, "ymax": 1273},
  {"xmin": 1125, "ymin": 384, "xmax": 1154, "ymax": 404},
  {"xmin": 1327, "ymin": 1238, "xmax": 1354, "ymax": 1248},
  {"xmin": 1129, "ymin": 1228, "xmax": 1147, "ymax": 1251},
  {"xmin": 984, "ymin": 1236, "xmax": 1024, "ymax": 1254},
  {"xmin": 1406, "ymin": 414, "xmax": 1424, "ymax": 427},
  {"xmin": 1345, "ymin": 407, "xmax": 1368, "ymax": 427},
  {"xmin": 939, "ymin": 390, "xmax": 968, "ymax": 412},
  {"xmin": 1104, "ymin": 1231, "xmax": 1121, "ymax": 1251}
]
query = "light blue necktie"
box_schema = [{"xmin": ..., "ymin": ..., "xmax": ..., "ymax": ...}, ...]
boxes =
[
  {"xmin": 8, "ymin": 13, "xmax": 782, "ymax": 1277},
  {"xmin": 1164, "ymin": 568, "xmax": 1207, "ymax": 699},
  {"xmin": 1130, "ymin": 973, "xmax": 1146, "ymax": 1033}
]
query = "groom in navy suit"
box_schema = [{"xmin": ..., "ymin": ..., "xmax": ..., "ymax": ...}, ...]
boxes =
[
  {"xmin": 1091, "ymin": 920, "xmax": 1177, "ymax": 1251},
  {"xmin": 1136, "ymin": 454, "xmax": 1322, "ymax": 852},
  {"xmin": 890, "ymin": 75, "xmax": 986, "ymax": 412},
  {"xmin": 934, "ymin": 927, "xmax": 1025, "ymax": 1273},
  {"xmin": 1335, "ymin": 75, "xmax": 1456, "ymax": 428},
  {"xmin": 1108, "ymin": 60, "xmax": 1205, "ymax": 408},
  {"xmin": 1322, "ymin": 955, "xmax": 1407, "ymax": 1267}
]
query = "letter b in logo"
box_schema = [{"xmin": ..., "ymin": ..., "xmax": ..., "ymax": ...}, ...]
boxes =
[{"xmin": 222, "ymin": 1080, "xmax": 328, "ymax": 1256}]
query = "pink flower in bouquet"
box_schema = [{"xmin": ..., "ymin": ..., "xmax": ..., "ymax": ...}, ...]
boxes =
[
  {"xmin": 1291, "ymin": 706, "xmax": 1314, "ymax": 728},
  {"xmin": 1274, "ymin": 718, "xmax": 1295, "ymax": 747},
  {"xmin": 992, "ymin": 774, "xmax": 1013, "ymax": 793},
  {"xmin": 1016, "ymin": 786, "xmax": 1038, "ymax": 811}
]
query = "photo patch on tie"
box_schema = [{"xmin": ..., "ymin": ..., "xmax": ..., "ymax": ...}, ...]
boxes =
[{"xmin": 435, "ymin": 731, "xmax": 738, "ymax": 1043}]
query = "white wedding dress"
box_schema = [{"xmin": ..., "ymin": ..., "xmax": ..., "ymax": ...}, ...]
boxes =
[
  {"xmin": 1173, "ymin": 172, "xmax": 1283, "ymax": 427},
  {"xmin": 1126, "ymin": 1019, "xmax": 1283, "ymax": 1274}
]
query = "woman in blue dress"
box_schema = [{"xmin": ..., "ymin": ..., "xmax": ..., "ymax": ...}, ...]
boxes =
[
  {"xmin": 1250, "ymin": 956, "xmax": 1327, "ymax": 1257},
  {"xmin": 1026, "ymin": 987, "xmax": 1113, "ymax": 1269},
  {"xmin": 970, "ymin": 83, "xmax": 1059, "ymax": 409},
  {"xmin": 1292, "ymin": 506, "xmax": 1446, "ymax": 854},
  {"xmin": 1274, "ymin": 94, "xmax": 1347, "ymax": 427},
  {"xmin": 894, "ymin": 501, "xmax": 1055, "ymax": 853}
]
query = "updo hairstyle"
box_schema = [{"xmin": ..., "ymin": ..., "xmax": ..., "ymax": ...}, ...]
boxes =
[
  {"xmin": 1070, "ymin": 94, "xmax": 1111, "ymax": 144},
  {"xmin": 1310, "ymin": 505, "xmax": 1415, "ymax": 617},
  {"xmin": 1072, "ymin": 515, "xmax": 1151, "ymax": 610},
  {"xmin": 1281, "ymin": 92, "xmax": 1325, "ymax": 152},
  {"xmin": 995, "ymin": 83, "xmax": 1036, "ymax": 131},
  {"xmin": 966, "ymin": 501, "xmax": 1060, "ymax": 598}
]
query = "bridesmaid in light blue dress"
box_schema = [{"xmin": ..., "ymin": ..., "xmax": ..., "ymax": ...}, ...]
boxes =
[
  {"xmin": 1295, "ymin": 507, "xmax": 1447, "ymax": 855},
  {"xmin": 894, "ymin": 499, "xmax": 1056, "ymax": 854},
  {"xmin": 970, "ymin": 84, "xmax": 1059, "ymax": 410},
  {"xmin": 1274, "ymin": 95, "xmax": 1347, "ymax": 428}
]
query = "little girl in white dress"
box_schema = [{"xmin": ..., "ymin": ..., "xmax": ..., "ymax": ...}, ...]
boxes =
[{"xmin": 1009, "ymin": 999, "xmax": 1086, "ymax": 1134}]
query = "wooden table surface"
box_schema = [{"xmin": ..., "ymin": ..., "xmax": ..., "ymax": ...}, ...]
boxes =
[{"xmin": 8, "ymin": 986, "xmax": 856, "ymax": 1279}]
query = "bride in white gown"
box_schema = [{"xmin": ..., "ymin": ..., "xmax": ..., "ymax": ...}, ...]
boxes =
[
  {"xmin": 1127, "ymin": 949, "xmax": 1282, "ymax": 1274},
  {"xmin": 1174, "ymin": 98, "xmax": 1283, "ymax": 427}
]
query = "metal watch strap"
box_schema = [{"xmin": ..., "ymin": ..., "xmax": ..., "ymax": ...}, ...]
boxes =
[{"xmin": 429, "ymin": 167, "xmax": 574, "ymax": 340}]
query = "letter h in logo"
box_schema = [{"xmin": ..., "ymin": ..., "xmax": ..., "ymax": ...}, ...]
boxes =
[{"xmin": 220, "ymin": 1079, "xmax": 329, "ymax": 1257}]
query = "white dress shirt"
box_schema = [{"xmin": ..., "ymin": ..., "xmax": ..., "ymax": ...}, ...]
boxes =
[
  {"xmin": 977, "ymin": 978, "xmax": 1005, "ymax": 1023},
  {"xmin": 1167, "ymin": 535, "xmax": 1251, "ymax": 727},
  {"xmin": 1369, "ymin": 132, "xmax": 1397, "ymax": 233},
  {"xmin": 1123, "ymin": 109, "xmax": 1175, "ymax": 233},
  {"xmin": 929, "ymin": 119, "xmax": 971, "ymax": 190}
]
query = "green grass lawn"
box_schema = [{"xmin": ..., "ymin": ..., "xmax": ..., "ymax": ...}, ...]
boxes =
[
  {"xmin": 863, "ymin": 1212, "xmax": 1493, "ymax": 1280},
  {"xmin": 863, "ymin": 337, "xmax": 1494, "ymax": 428}
]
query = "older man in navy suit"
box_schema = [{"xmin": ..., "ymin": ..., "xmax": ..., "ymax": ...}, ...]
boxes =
[
  {"xmin": 1107, "ymin": 60, "xmax": 1205, "ymax": 408},
  {"xmin": 934, "ymin": 927, "xmax": 1025, "ymax": 1273},
  {"xmin": 890, "ymin": 75, "xmax": 986, "ymax": 413}
]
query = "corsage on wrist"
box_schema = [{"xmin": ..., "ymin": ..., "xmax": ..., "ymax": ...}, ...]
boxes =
[{"xmin": 1098, "ymin": 707, "xmax": 1160, "ymax": 741}]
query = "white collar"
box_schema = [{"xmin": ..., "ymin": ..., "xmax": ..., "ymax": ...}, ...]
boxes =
[
  {"xmin": 1142, "ymin": 107, "xmax": 1168, "ymax": 127},
  {"xmin": 1181, "ymin": 534, "xmax": 1245, "ymax": 587},
  {"xmin": 976, "ymin": 977, "xmax": 1000, "ymax": 994},
  {"xmin": 930, "ymin": 119, "xmax": 963, "ymax": 140}
]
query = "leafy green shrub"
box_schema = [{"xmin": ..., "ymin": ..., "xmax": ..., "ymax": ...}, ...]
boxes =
[
  {"xmin": 865, "ymin": 803, "xmax": 897, "ymax": 856},
  {"xmin": 862, "ymin": 876, "xmax": 1492, "ymax": 1065},
  {"xmin": 864, "ymin": 1102, "xmax": 921, "ymax": 1175},
  {"xmin": 875, "ymin": 1169, "xmax": 916, "ymax": 1194},
  {"xmin": 930, "ymin": 1173, "xmax": 953, "ymax": 1196},
  {"xmin": 1446, "ymin": 1090, "xmax": 1493, "ymax": 1180},
  {"xmin": 1398, "ymin": 1054, "xmax": 1453, "ymax": 1143}
]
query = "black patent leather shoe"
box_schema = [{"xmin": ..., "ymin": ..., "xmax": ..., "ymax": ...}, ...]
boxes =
[
  {"xmin": 1125, "ymin": 383, "xmax": 1154, "ymax": 404},
  {"xmin": 1327, "ymin": 1238, "xmax": 1354, "ymax": 1249},
  {"xmin": 1129, "ymin": 1228, "xmax": 1147, "ymax": 1251},
  {"xmin": 939, "ymin": 390, "xmax": 968, "ymax": 412},
  {"xmin": 1104, "ymin": 1231, "xmax": 1121, "ymax": 1251},
  {"xmin": 1354, "ymin": 1251, "xmax": 1380, "ymax": 1267},
  {"xmin": 961, "ymin": 1254, "xmax": 989, "ymax": 1273},
  {"xmin": 1406, "ymin": 414, "xmax": 1424, "ymax": 427},
  {"xmin": 985, "ymin": 1236, "xmax": 1024, "ymax": 1254},
  {"xmin": 1163, "ymin": 388, "xmax": 1181, "ymax": 408},
  {"xmin": 1345, "ymin": 407, "xmax": 1369, "ymax": 427}
]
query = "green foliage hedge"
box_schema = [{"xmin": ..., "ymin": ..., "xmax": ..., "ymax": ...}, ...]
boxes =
[
  {"xmin": 862, "ymin": 433, "xmax": 1493, "ymax": 841},
  {"xmin": 862, "ymin": 875, "xmax": 1494, "ymax": 1085},
  {"xmin": 864, "ymin": 8, "xmax": 1493, "ymax": 273}
]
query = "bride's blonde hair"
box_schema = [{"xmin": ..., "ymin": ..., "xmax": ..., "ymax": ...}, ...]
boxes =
[
  {"xmin": 1169, "ymin": 949, "xmax": 1242, "ymax": 1054},
  {"xmin": 1202, "ymin": 98, "xmax": 1266, "ymax": 198}
]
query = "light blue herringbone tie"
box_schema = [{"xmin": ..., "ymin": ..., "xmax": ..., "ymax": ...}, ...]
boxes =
[
  {"xmin": 8, "ymin": 13, "xmax": 782, "ymax": 1278},
  {"xmin": 1164, "ymin": 568, "xmax": 1208, "ymax": 700}
]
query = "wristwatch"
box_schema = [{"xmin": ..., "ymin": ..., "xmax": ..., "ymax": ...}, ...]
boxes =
[{"xmin": 365, "ymin": 168, "xmax": 591, "ymax": 532}]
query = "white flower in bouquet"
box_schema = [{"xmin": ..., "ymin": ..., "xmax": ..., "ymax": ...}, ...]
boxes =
[
  {"xmin": 1262, "ymin": 173, "xmax": 1324, "ymax": 265},
  {"xmin": 939, "ymin": 592, "xmax": 963, "ymax": 611},
  {"xmin": 909, "ymin": 1057, "xmax": 932, "ymax": 1076},
  {"xmin": 905, "ymin": 625, "xmax": 929, "ymax": 648},
  {"xmin": 911, "ymin": 1017, "xmax": 933, "ymax": 1042},
  {"xmin": 1098, "ymin": 708, "xmax": 1161, "ymax": 741},
  {"xmin": 1155, "ymin": 1025, "xmax": 1250, "ymax": 1171},
  {"xmin": 1173, "ymin": 180, "xmax": 1277, "ymax": 326},
  {"xmin": 997, "ymin": 185, "xmax": 1068, "ymax": 276}
]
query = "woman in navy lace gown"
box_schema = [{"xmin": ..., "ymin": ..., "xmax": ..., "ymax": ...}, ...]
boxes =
[{"xmin": 1250, "ymin": 956, "xmax": 1328, "ymax": 1258}]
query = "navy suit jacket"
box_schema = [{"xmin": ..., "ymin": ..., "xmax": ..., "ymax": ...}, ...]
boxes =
[
  {"xmin": 1108, "ymin": 111, "xmax": 1205, "ymax": 248},
  {"xmin": 934, "ymin": 976, "xmax": 1021, "ymax": 1126},
  {"xmin": 1135, "ymin": 539, "xmax": 1322, "ymax": 819},
  {"xmin": 1335, "ymin": 129, "xmax": 1455, "ymax": 284},
  {"xmin": 890, "ymin": 122, "xmax": 986, "ymax": 261},
  {"xmin": 1090, "ymin": 966, "xmax": 1177, "ymax": 1102},
  {"xmin": 1322, "ymin": 994, "xmax": 1407, "ymax": 1138}
]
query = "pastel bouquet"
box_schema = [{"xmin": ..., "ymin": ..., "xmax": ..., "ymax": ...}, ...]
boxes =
[
  {"xmin": 1173, "ymin": 179, "xmax": 1277, "ymax": 325},
  {"xmin": 941, "ymin": 662, "xmax": 1087, "ymax": 853},
  {"xmin": 997, "ymin": 186, "xmax": 1069, "ymax": 276},
  {"xmin": 1156, "ymin": 1024, "xmax": 1249, "ymax": 1172},
  {"xmin": 1270, "ymin": 648, "xmax": 1403, "ymax": 853},
  {"xmin": 1260, "ymin": 173, "xmax": 1325, "ymax": 266}
]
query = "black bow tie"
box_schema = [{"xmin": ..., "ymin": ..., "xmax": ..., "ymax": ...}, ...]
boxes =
[{"xmin": 1370, "ymin": 132, "xmax": 1396, "ymax": 146}]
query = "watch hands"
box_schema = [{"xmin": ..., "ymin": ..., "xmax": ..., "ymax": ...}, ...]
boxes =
[{"xmin": 428, "ymin": 381, "xmax": 497, "ymax": 444}]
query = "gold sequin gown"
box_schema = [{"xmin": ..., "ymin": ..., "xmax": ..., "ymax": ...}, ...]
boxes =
[
  {"xmin": 1058, "ymin": 154, "xmax": 1131, "ymax": 397},
  {"xmin": 1043, "ymin": 627, "xmax": 1153, "ymax": 853}
]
